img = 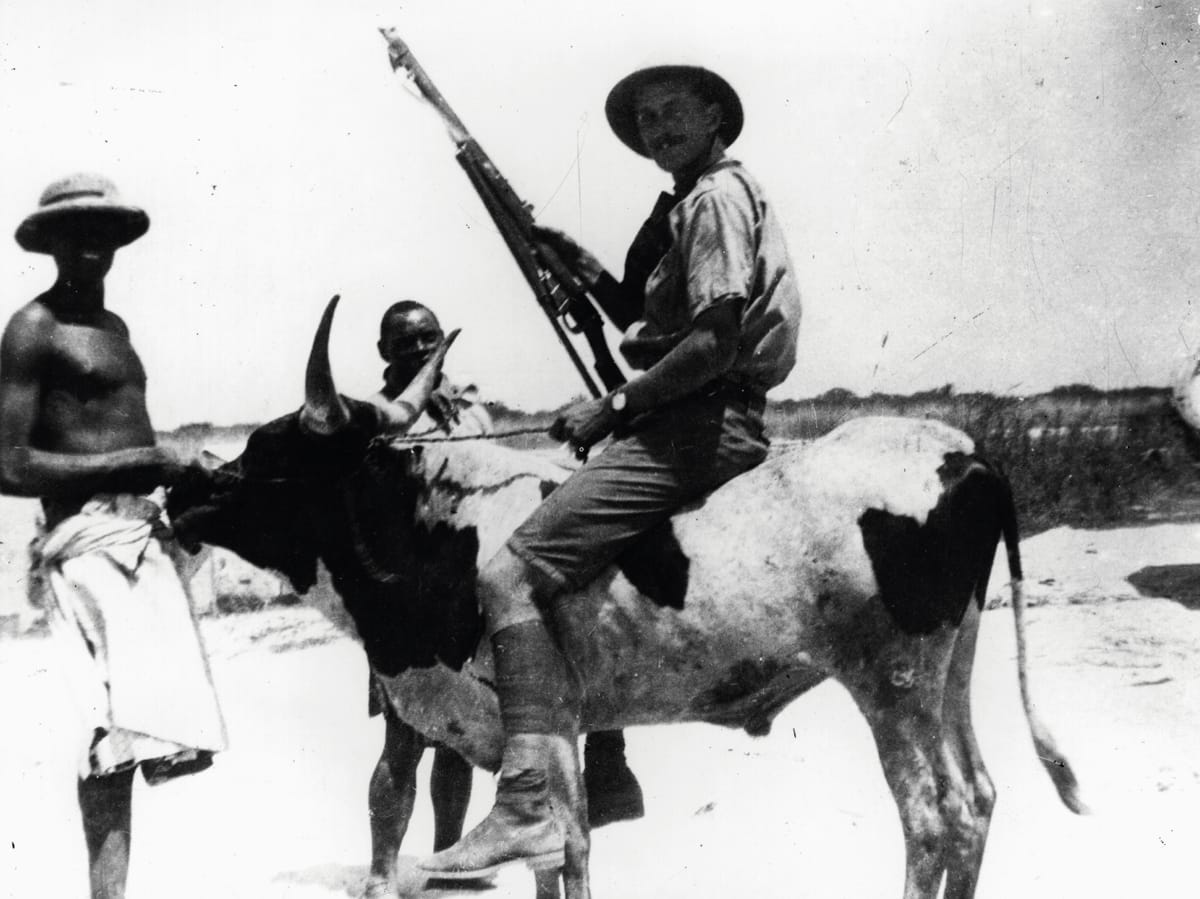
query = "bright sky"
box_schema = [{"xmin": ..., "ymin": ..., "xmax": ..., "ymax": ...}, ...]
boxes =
[{"xmin": 1, "ymin": 0, "xmax": 1198, "ymax": 427}]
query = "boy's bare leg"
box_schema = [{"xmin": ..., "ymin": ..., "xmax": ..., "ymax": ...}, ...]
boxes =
[
  {"xmin": 430, "ymin": 746, "xmax": 473, "ymax": 851},
  {"xmin": 367, "ymin": 711, "xmax": 422, "ymax": 895}
]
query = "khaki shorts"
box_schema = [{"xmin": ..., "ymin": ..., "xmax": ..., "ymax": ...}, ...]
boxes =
[{"xmin": 506, "ymin": 382, "xmax": 769, "ymax": 594}]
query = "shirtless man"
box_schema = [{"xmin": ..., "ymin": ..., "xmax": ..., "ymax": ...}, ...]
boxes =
[{"xmin": 0, "ymin": 173, "xmax": 226, "ymax": 899}]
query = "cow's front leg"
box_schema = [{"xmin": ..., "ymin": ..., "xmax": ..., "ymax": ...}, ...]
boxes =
[
  {"xmin": 544, "ymin": 731, "xmax": 590, "ymax": 899},
  {"xmin": 365, "ymin": 708, "xmax": 424, "ymax": 898}
]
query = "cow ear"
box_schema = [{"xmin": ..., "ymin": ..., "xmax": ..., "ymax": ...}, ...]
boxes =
[
  {"xmin": 369, "ymin": 442, "xmax": 423, "ymax": 479},
  {"xmin": 403, "ymin": 445, "xmax": 424, "ymax": 476}
]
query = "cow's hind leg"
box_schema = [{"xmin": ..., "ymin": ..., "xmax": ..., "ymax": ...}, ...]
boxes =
[
  {"xmin": 845, "ymin": 640, "xmax": 966, "ymax": 899},
  {"xmin": 365, "ymin": 709, "xmax": 424, "ymax": 898},
  {"xmin": 853, "ymin": 635, "xmax": 991, "ymax": 898},
  {"xmin": 863, "ymin": 693, "xmax": 949, "ymax": 899},
  {"xmin": 940, "ymin": 600, "xmax": 995, "ymax": 899}
]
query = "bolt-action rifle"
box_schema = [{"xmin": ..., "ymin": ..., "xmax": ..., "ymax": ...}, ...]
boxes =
[{"xmin": 380, "ymin": 28, "xmax": 625, "ymax": 398}]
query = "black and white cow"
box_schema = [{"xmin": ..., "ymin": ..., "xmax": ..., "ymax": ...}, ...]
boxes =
[{"xmin": 170, "ymin": 299, "xmax": 1085, "ymax": 899}]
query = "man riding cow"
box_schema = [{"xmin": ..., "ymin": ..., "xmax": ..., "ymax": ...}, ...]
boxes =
[
  {"xmin": 168, "ymin": 298, "xmax": 1085, "ymax": 899},
  {"xmin": 420, "ymin": 62, "xmax": 802, "ymax": 879}
]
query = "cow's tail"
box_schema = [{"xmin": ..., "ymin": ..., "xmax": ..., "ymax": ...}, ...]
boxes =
[{"xmin": 1000, "ymin": 478, "xmax": 1090, "ymax": 815}]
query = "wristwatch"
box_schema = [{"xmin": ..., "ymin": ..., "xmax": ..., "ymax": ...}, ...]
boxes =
[{"xmin": 607, "ymin": 390, "xmax": 629, "ymax": 418}]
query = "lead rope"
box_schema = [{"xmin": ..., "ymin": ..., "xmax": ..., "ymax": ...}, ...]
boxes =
[
  {"xmin": 378, "ymin": 424, "xmax": 550, "ymax": 446},
  {"xmin": 375, "ymin": 424, "xmax": 589, "ymax": 461}
]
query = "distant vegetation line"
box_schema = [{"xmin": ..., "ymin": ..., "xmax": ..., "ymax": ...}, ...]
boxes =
[{"xmin": 160, "ymin": 385, "xmax": 1200, "ymax": 535}]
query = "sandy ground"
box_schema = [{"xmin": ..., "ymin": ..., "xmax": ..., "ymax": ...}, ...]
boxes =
[{"xmin": 3, "ymin": 523, "xmax": 1200, "ymax": 898}]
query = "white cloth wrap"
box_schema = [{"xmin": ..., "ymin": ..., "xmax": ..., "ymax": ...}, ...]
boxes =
[{"xmin": 35, "ymin": 491, "xmax": 227, "ymax": 777}]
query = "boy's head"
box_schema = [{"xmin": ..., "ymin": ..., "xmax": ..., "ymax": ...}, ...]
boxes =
[{"xmin": 379, "ymin": 300, "xmax": 445, "ymax": 384}]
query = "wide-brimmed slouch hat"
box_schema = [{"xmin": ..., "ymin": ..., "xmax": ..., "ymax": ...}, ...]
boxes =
[{"xmin": 605, "ymin": 65, "xmax": 743, "ymax": 157}]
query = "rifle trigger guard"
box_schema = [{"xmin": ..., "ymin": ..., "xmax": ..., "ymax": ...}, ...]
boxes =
[{"xmin": 561, "ymin": 310, "xmax": 584, "ymax": 334}]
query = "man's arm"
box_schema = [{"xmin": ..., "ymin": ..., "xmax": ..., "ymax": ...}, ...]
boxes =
[
  {"xmin": 0, "ymin": 307, "xmax": 182, "ymax": 498},
  {"xmin": 614, "ymin": 301, "xmax": 740, "ymax": 413},
  {"xmin": 552, "ymin": 170, "xmax": 768, "ymax": 452},
  {"xmin": 550, "ymin": 301, "xmax": 741, "ymax": 450},
  {"xmin": 532, "ymin": 227, "xmax": 644, "ymax": 330}
]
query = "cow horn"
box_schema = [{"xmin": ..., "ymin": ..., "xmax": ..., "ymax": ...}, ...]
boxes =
[
  {"xmin": 299, "ymin": 295, "xmax": 352, "ymax": 436},
  {"xmin": 375, "ymin": 329, "xmax": 461, "ymax": 434}
]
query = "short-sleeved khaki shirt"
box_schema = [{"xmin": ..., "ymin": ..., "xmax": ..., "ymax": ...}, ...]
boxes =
[{"xmin": 639, "ymin": 158, "xmax": 801, "ymax": 390}]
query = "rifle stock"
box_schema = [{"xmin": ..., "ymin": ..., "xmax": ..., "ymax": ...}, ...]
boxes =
[{"xmin": 380, "ymin": 28, "xmax": 625, "ymax": 396}]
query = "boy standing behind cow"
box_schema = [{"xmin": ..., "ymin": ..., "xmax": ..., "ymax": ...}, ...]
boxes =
[
  {"xmin": 363, "ymin": 300, "xmax": 643, "ymax": 896},
  {"xmin": 0, "ymin": 173, "xmax": 226, "ymax": 899}
]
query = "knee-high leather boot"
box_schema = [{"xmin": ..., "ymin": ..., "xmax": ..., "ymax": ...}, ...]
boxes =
[{"xmin": 418, "ymin": 620, "xmax": 571, "ymax": 879}]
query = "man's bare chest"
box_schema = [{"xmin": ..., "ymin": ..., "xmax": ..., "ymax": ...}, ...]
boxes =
[{"xmin": 46, "ymin": 323, "xmax": 147, "ymax": 398}]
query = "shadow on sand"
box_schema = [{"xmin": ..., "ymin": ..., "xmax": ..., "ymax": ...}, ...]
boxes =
[{"xmin": 1128, "ymin": 564, "xmax": 1200, "ymax": 610}]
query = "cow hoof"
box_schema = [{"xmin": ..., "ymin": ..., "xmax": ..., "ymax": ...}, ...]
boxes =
[
  {"xmin": 586, "ymin": 765, "xmax": 645, "ymax": 828},
  {"xmin": 362, "ymin": 876, "xmax": 396, "ymax": 898}
]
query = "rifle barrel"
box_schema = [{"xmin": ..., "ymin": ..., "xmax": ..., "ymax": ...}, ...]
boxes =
[
  {"xmin": 458, "ymin": 153, "xmax": 604, "ymax": 397},
  {"xmin": 381, "ymin": 28, "xmax": 626, "ymax": 396}
]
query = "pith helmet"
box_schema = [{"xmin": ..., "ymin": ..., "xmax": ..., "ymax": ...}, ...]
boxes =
[
  {"xmin": 605, "ymin": 65, "xmax": 744, "ymax": 157},
  {"xmin": 15, "ymin": 173, "xmax": 149, "ymax": 254}
]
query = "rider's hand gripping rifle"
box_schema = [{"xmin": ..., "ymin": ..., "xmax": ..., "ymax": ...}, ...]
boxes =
[{"xmin": 380, "ymin": 28, "xmax": 626, "ymax": 398}]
